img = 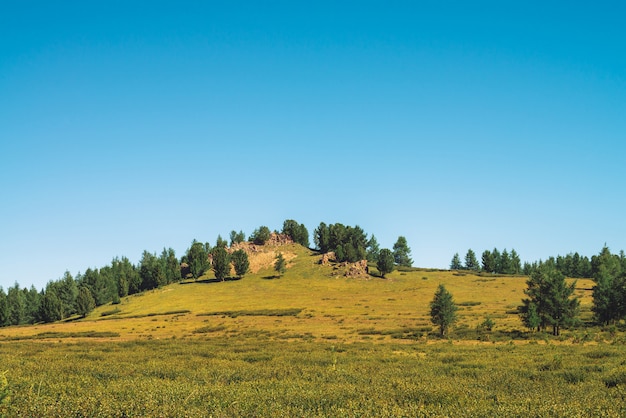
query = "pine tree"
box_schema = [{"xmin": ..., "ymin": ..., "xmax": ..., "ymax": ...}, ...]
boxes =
[
  {"xmin": 76, "ymin": 287, "xmax": 96, "ymax": 318},
  {"xmin": 229, "ymin": 230, "xmax": 246, "ymax": 246},
  {"xmin": 377, "ymin": 248, "xmax": 395, "ymax": 278},
  {"xmin": 282, "ymin": 219, "xmax": 310, "ymax": 247},
  {"xmin": 187, "ymin": 240, "xmax": 209, "ymax": 279},
  {"xmin": 464, "ymin": 249, "xmax": 479, "ymax": 271},
  {"xmin": 251, "ymin": 226, "xmax": 271, "ymax": 245},
  {"xmin": 231, "ymin": 249, "xmax": 250, "ymax": 278},
  {"xmin": 450, "ymin": 253, "xmax": 462, "ymax": 270},
  {"xmin": 274, "ymin": 252, "xmax": 286, "ymax": 276},
  {"xmin": 38, "ymin": 291, "xmax": 63, "ymax": 323},
  {"xmin": 591, "ymin": 246, "xmax": 625, "ymax": 325},
  {"xmin": 519, "ymin": 263, "xmax": 579, "ymax": 336},
  {"xmin": 366, "ymin": 235, "xmax": 381, "ymax": 262},
  {"xmin": 510, "ymin": 249, "xmax": 522, "ymax": 274},
  {"xmin": 212, "ymin": 247, "xmax": 231, "ymax": 281},
  {"xmin": 430, "ymin": 284, "xmax": 458, "ymax": 337},
  {"xmin": 161, "ymin": 248, "xmax": 180, "ymax": 284},
  {"xmin": 0, "ymin": 287, "xmax": 7, "ymax": 327},
  {"xmin": 393, "ymin": 236, "xmax": 413, "ymax": 267},
  {"xmin": 482, "ymin": 250, "xmax": 495, "ymax": 273}
]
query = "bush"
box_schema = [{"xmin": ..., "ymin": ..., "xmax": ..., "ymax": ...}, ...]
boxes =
[{"xmin": 604, "ymin": 369, "xmax": 626, "ymax": 388}]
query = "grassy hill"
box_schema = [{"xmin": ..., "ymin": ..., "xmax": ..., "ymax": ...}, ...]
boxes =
[
  {"xmin": 0, "ymin": 242, "xmax": 595, "ymax": 343},
  {"xmin": 3, "ymin": 243, "xmax": 625, "ymax": 417}
]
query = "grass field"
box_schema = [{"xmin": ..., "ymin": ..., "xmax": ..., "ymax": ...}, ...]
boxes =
[{"xmin": 1, "ymin": 244, "xmax": 624, "ymax": 416}]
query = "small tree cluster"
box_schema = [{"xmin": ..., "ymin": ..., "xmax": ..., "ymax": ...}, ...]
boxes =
[
  {"xmin": 450, "ymin": 249, "xmax": 480, "ymax": 271},
  {"xmin": 250, "ymin": 226, "xmax": 272, "ymax": 245},
  {"xmin": 229, "ymin": 230, "xmax": 246, "ymax": 246},
  {"xmin": 480, "ymin": 248, "xmax": 522, "ymax": 274},
  {"xmin": 313, "ymin": 222, "xmax": 369, "ymax": 263},
  {"xmin": 519, "ymin": 262, "xmax": 580, "ymax": 336},
  {"xmin": 281, "ymin": 219, "xmax": 310, "ymax": 247}
]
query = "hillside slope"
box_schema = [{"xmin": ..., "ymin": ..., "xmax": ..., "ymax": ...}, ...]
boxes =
[{"xmin": 0, "ymin": 243, "xmax": 594, "ymax": 343}]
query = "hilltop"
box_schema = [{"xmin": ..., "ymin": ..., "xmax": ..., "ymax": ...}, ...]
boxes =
[{"xmin": 0, "ymin": 241, "xmax": 595, "ymax": 343}]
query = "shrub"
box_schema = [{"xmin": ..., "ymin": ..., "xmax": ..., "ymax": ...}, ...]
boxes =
[{"xmin": 604, "ymin": 369, "xmax": 626, "ymax": 388}]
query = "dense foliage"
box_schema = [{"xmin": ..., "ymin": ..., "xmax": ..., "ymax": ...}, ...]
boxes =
[
  {"xmin": 250, "ymin": 226, "xmax": 272, "ymax": 245},
  {"xmin": 211, "ymin": 247, "xmax": 231, "ymax": 281},
  {"xmin": 2, "ymin": 215, "xmax": 626, "ymax": 338},
  {"xmin": 231, "ymin": 249, "xmax": 250, "ymax": 279},
  {"xmin": 376, "ymin": 249, "xmax": 395, "ymax": 278},
  {"xmin": 591, "ymin": 246, "xmax": 626, "ymax": 325},
  {"xmin": 313, "ymin": 222, "xmax": 369, "ymax": 263},
  {"xmin": 519, "ymin": 262, "xmax": 580, "ymax": 336},
  {"xmin": 281, "ymin": 219, "xmax": 310, "ymax": 247}
]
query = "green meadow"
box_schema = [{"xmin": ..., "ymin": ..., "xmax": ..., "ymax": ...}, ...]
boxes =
[{"xmin": 1, "ymin": 244, "xmax": 625, "ymax": 417}]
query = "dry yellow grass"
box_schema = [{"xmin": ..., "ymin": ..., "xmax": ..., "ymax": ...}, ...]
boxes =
[{"xmin": 0, "ymin": 243, "xmax": 595, "ymax": 344}]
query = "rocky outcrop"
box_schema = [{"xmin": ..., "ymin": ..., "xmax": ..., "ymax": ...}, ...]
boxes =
[
  {"xmin": 319, "ymin": 252, "xmax": 336, "ymax": 265},
  {"xmin": 344, "ymin": 260, "xmax": 369, "ymax": 278}
]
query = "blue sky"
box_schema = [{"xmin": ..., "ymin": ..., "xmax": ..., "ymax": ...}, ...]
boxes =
[{"xmin": 1, "ymin": 1, "xmax": 625, "ymax": 290}]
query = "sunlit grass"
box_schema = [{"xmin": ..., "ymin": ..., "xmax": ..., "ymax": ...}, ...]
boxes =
[{"xmin": 0, "ymin": 243, "xmax": 612, "ymax": 416}]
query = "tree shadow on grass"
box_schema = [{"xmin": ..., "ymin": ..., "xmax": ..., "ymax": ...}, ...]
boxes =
[
  {"xmin": 179, "ymin": 277, "xmax": 242, "ymax": 285},
  {"xmin": 262, "ymin": 275, "xmax": 281, "ymax": 280}
]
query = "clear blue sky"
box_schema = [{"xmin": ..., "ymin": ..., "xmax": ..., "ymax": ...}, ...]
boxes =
[{"xmin": 2, "ymin": 1, "xmax": 625, "ymax": 290}]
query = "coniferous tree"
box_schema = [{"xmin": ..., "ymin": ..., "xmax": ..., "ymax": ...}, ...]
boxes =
[
  {"xmin": 250, "ymin": 226, "xmax": 271, "ymax": 245},
  {"xmin": 23, "ymin": 286, "xmax": 41, "ymax": 324},
  {"xmin": 430, "ymin": 284, "xmax": 458, "ymax": 337},
  {"xmin": 76, "ymin": 287, "xmax": 96, "ymax": 318},
  {"xmin": 510, "ymin": 249, "xmax": 522, "ymax": 275},
  {"xmin": 482, "ymin": 250, "xmax": 495, "ymax": 273},
  {"xmin": 314, "ymin": 222, "xmax": 368, "ymax": 262},
  {"xmin": 38, "ymin": 291, "xmax": 63, "ymax": 323},
  {"xmin": 274, "ymin": 252, "xmax": 286, "ymax": 276},
  {"xmin": 215, "ymin": 235, "xmax": 228, "ymax": 249},
  {"xmin": 519, "ymin": 262, "xmax": 579, "ymax": 336},
  {"xmin": 450, "ymin": 253, "xmax": 462, "ymax": 270},
  {"xmin": 212, "ymin": 246, "xmax": 231, "ymax": 281},
  {"xmin": 0, "ymin": 287, "xmax": 7, "ymax": 327},
  {"xmin": 138, "ymin": 252, "xmax": 165, "ymax": 291},
  {"xmin": 393, "ymin": 236, "xmax": 413, "ymax": 267},
  {"xmin": 464, "ymin": 249, "xmax": 479, "ymax": 271},
  {"xmin": 500, "ymin": 249, "xmax": 513, "ymax": 274},
  {"xmin": 230, "ymin": 230, "xmax": 246, "ymax": 246},
  {"xmin": 366, "ymin": 235, "xmax": 381, "ymax": 262},
  {"xmin": 187, "ymin": 240, "xmax": 209, "ymax": 279},
  {"xmin": 51, "ymin": 271, "xmax": 78, "ymax": 318},
  {"xmin": 591, "ymin": 246, "xmax": 624, "ymax": 325},
  {"xmin": 521, "ymin": 302, "xmax": 541, "ymax": 331},
  {"xmin": 124, "ymin": 258, "xmax": 142, "ymax": 295},
  {"xmin": 231, "ymin": 249, "xmax": 250, "ymax": 278},
  {"xmin": 314, "ymin": 222, "xmax": 330, "ymax": 253},
  {"xmin": 492, "ymin": 248, "xmax": 502, "ymax": 273},
  {"xmin": 7, "ymin": 283, "xmax": 25, "ymax": 325},
  {"xmin": 282, "ymin": 219, "xmax": 310, "ymax": 247},
  {"xmin": 377, "ymin": 248, "xmax": 395, "ymax": 278},
  {"xmin": 160, "ymin": 248, "xmax": 180, "ymax": 284}
]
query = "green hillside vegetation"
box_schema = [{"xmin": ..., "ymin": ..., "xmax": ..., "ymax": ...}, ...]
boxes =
[{"xmin": 1, "ymin": 221, "xmax": 626, "ymax": 416}]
